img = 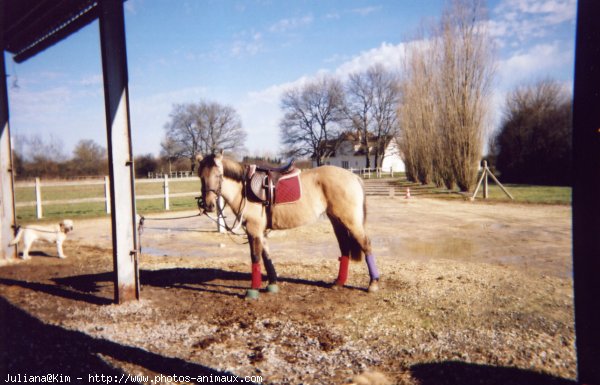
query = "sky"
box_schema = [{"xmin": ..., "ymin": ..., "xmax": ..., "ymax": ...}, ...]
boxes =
[{"xmin": 5, "ymin": 0, "xmax": 577, "ymax": 159}]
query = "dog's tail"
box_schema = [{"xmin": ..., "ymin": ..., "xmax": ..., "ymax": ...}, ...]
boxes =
[{"xmin": 9, "ymin": 227, "xmax": 23, "ymax": 246}]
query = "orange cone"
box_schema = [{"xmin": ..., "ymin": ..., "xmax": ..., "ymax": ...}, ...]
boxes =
[{"xmin": 405, "ymin": 187, "xmax": 411, "ymax": 199}]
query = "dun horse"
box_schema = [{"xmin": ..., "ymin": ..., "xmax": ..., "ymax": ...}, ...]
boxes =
[{"xmin": 196, "ymin": 152, "xmax": 380, "ymax": 299}]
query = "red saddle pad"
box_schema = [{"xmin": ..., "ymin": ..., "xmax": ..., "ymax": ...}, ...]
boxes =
[{"xmin": 274, "ymin": 172, "xmax": 302, "ymax": 204}]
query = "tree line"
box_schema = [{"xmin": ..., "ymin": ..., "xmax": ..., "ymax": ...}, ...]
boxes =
[
  {"xmin": 12, "ymin": 135, "xmax": 179, "ymax": 179},
  {"xmin": 489, "ymin": 79, "xmax": 572, "ymax": 186}
]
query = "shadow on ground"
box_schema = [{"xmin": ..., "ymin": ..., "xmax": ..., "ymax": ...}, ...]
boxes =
[
  {"xmin": 410, "ymin": 361, "xmax": 576, "ymax": 385},
  {"xmin": 0, "ymin": 297, "xmax": 260, "ymax": 384}
]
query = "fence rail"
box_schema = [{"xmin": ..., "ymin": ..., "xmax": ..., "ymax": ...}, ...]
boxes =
[
  {"xmin": 14, "ymin": 175, "xmax": 199, "ymax": 219},
  {"xmin": 349, "ymin": 167, "xmax": 399, "ymax": 178}
]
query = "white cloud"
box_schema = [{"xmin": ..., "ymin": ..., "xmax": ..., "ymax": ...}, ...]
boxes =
[
  {"xmin": 9, "ymin": 87, "xmax": 73, "ymax": 124},
  {"xmin": 78, "ymin": 74, "xmax": 103, "ymax": 86},
  {"xmin": 269, "ymin": 15, "xmax": 314, "ymax": 33},
  {"xmin": 129, "ymin": 86, "xmax": 209, "ymax": 154},
  {"xmin": 124, "ymin": 0, "xmax": 144, "ymax": 15},
  {"xmin": 497, "ymin": 42, "xmax": 572, "ymax": 90},
  {"xmin": 230, "ymin": 31, "xmax": 264, "ymax": 57},
  {"xmin": 334, "ymin": 42, "xmax": 407, "ymax": 77},
  {"xmin": 491, "ymin": 0, "xmax": 576, "ymax": 42},
  {"xmin": 350, "ymin": 6, "xmax": 382, "ymax": 16}
]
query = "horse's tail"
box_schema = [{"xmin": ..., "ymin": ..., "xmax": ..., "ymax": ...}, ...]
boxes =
[
  {"xmin": 349, "ymin": 176, "xmax": 368, "ymax": 262},
  {"xmin": 349, "ymin": 237, "xmax": 363, "ymax": 261},
  {"xmin": 9, "ymin": 227, "xmax": 23, "ymax": 246}
]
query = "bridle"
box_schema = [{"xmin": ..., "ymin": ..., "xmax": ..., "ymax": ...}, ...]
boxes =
[
  {"xmin": 196, "ymin": 169, "xmax": 223, "ymax": 212},
  {"xmin": 196, "ymin": 167, "xmax": 247, "ymax": 237}
]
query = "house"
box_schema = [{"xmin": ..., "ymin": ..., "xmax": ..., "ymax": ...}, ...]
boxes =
[{"xmin": 312, "ymin": 132, "xmax": 405, "ymax": 172}]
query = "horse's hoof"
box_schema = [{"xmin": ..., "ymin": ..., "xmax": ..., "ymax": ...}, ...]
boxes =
[
  {"xmin": 266, "ymin": 284, "xmax": 279, "ymax": 294},
  {"xmin": 368, "ymin": 280, "xmax": 380, "ymax": 293},
  {"xmin": 245, "ymin": 289, "xmax": 260, "ymax": 300}
]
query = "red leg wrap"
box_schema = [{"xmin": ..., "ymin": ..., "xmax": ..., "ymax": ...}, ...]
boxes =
[
  {"xmin": 335, "ymin": 256, "xmax": 350, "ymax": 286},
  {"xmin": 251, "ymin": 262, "xmax": 262, "ymax": 289}
]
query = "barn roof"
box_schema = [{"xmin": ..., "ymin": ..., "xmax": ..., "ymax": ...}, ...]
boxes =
[{"xmin": 2, "ymin": 0, "xmax": 105, "ymax": 63}]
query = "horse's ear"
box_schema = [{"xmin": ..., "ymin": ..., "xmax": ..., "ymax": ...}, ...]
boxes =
[
  {"xmin": 214, "ymin": 149, "xmax": 224, "ymax": 160},
  {"xmin": 214, "ymin": 152, "xmax": 223, "ymax": 168}
]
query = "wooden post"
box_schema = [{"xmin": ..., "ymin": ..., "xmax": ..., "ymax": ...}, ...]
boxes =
[
  {"xmin": 35, "ymin": 177, "xmax": 43, "ymax": 218},
  {"xmin": 163, "ymin": 174, "xmax": 170, "ymax": 210},
  {"xmin": 471, "ymin": 161, "xmax": 513, "ymax": 201},
  {"xmin": 483, "ymin": 160, "xmax": 489, "ymax": 199},
  {"xmin": 486, "ymin": 170, "xmax": 514, "ymax": 200},
  {"xmin": 217, "ymin": 196, "xmax": 226, "ymax": 233},
  {"xmin": 104, "ymin": 176, "xmax": 111, "ymax": 214},
  {"xmin": 0, "ymin": 39, "xmax": 18, "ymax": 259},
  {"xmin": 99, "ymin": 0, "xmax": 139, "ymax": 303}
]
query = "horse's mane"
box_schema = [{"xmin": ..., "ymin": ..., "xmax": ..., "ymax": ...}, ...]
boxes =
[{"xmin": 222, "ymin": 158, "xmax": 246, "ymax": 182}]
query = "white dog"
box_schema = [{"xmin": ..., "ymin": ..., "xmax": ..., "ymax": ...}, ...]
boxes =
[{"xmin": 9, "ymin": 219, "xmax": 74, "ymax": 260}]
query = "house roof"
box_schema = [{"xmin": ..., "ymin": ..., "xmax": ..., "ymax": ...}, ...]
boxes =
[{"xmin": 2, "ymin": 0, "xmax": 104, "ymax": 63}]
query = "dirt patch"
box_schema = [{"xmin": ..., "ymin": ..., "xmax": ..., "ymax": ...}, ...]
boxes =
[{"xmin": 0, "ymin": 197, "xmax": 575, "ymax": 384}]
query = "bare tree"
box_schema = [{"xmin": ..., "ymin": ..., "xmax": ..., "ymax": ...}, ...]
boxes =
[
  {"xmin": 70, "ymin": 139, "xmax": 108, "ymax": 176},
  {"xmin": 369, "ymin": 65, "xmax": 401, "ymax": 167},
  {"xmin": 163, "ymin": 101, "xmax": 246, "ymax": 171},
  {"xmin": 159, "ymin": 137, "xmax": 183, "ymax": 174},
  {"xmin": 398, "ymin": 0, "xmax": 495, "ymax": 191},
  {"xmin": 13, "ymin": 134, "xmax": 68, "ymax": 178},
  {"xmin": 280, "ymin": 76, "xmax": 345, "ymax": 166},
  {"xmin": 436, "ymin": 0, "xmax": 495, "ymax": 191},
  {"xmin": 345, "ymin": 65, "xmax": 400, "ymax": 169},
  {"xmin": 398, "ymin": 36, "xmax": 439, "ymax": 184},
  {"xmin": 345, "ymin": 70, "xmax": 374, "ymax": 168},
  {"xmin": 197, "ymin": 102, "xmax": 246, "ymax": 154}
]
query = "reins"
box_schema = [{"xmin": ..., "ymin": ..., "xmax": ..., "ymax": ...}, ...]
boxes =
[
  {"xmin": 201, "ymin": 181, "xmax": 249, "ymax": 245},
  {"xmin": 140, "ymin": 213, "xmax": 203, "ymax": 222}
]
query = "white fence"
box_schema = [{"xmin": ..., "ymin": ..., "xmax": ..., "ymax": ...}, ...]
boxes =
[
  {"xmin": 349, "ymin": 167, "xmax": 397, "ymax": 178},
  {"xmin": 148, "ymin": 171, "xmax": 193, "ymax": 178},
  {"xmin": 15, "ymin": 175, "xmax": 199, "ymax": 219}
]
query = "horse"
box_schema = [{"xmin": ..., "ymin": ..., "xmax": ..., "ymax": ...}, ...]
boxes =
[{"xmin": 196, "ymin": 152, "xmax": 380, "ymax": 299}]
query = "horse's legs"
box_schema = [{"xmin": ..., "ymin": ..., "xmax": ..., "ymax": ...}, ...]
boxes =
[
  {"xmin": 246, "ymin": 234, "xmax": 263, "ymax": 299},
  {"xmin": 328, "ymin": 216, "xmax": 351, "ymax": 287},
  {"xmin": 261, "ymin": 238, "xmax": 279, "ymax": 293},
  {"xmin": 346, "ymin": 223, "xmax": 380, "ymax": 293}
]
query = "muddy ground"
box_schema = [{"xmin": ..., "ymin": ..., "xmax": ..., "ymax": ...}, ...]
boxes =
[{"xmin": 0, "ymin": 197, "xmax": 575, "ymax": 385}]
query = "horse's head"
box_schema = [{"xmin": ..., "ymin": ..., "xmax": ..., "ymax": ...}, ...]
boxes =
[{"xmin": 196, "ymin": 151, "xmax": 224, "ymax": 213}]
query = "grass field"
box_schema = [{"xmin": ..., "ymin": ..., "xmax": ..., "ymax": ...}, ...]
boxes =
[
  {"xmin": 471, "ymin": 184, "xmax": 571, "ymax": 205},
  {"xmin": 14, "ymin": 179, "xmax": 201, "ymax": 223},
  {"xmin": 13, "ymin": 177, "xmax": 571, "ymax": 223}
]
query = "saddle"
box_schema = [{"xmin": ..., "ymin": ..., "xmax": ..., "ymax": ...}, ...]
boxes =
[{"xmin": 246, "ymin": 160, "xmax": 302, "ymax": 207}]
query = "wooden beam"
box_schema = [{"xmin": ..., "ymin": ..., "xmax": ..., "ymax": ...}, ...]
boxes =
[
  {"xmin": 1, "ymin": 18, "xmax": 18, "ymax": 260},
  {"xmin": 573, "ymin": 0, "xmax": 600, "ymax": 383},
  {"xmin": 98, "ymin": 0, "xmax": 139, "ymax": 303}
]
